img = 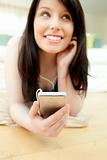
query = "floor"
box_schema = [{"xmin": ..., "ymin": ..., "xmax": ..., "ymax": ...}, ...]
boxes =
[{"xmin": 0, "ymin": 92, "xmax": 107, "ymax": 160}]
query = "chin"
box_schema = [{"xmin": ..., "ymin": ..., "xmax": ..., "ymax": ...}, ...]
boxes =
[
  {"xmin": 44, "ymin": 46, "xmax": 66, "ymax": 54},
  {"xmin": 45, "ymin": 50, "xmax": 61, "ymax": 54}
]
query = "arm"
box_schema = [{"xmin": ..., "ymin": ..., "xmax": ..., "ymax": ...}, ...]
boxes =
[
  {"xmin": 5, "ymin": 37, "xmax": 32, "ymax": 129},
  {"xmin": 58, "ymin": 73, "xmax": 84, "ymax": 116},
  {"xmin": 5, "ymin": 37, "xmax": 69, "ymax": 137},
  {"xmin": 57, "ymin": 39, "xmax": 85, "ymax": 116}
]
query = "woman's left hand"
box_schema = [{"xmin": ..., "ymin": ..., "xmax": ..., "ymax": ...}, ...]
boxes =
[{"xmin": 57, "ymin": 37, "xmax": 77, "ymax": 76}]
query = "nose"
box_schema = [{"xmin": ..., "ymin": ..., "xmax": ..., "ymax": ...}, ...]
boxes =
[
  {"xmin": 50, "ymin": 26, "xmax": 61, "ymax": 31},
  {"xmin": 49, "ymin": 17, "xmax": 61, "ymax": 31}
]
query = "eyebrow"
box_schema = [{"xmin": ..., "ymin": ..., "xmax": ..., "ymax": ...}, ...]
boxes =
[
  {"xmin": 39, "ymin": 6, "xmax": 68, "ymax": 12},
  {"xmin": 39, "ymin": 7, "xmax": 51, "ymax": 10}
]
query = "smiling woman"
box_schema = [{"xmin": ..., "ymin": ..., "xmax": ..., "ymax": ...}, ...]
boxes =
[
  {"xmin": 33, "ymin": 0, "xmax": 74, "ymax": 54},
  {"xmin": 5, "ymin": 0, "xmax": 89, "ymax": 137}
]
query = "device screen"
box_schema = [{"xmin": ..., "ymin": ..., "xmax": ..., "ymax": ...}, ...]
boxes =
[{"xmin": 38, "ymin": 92, "xmax": 66, "ymax": 118}]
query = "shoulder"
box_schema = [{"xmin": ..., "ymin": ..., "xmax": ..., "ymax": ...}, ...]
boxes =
[
  {"xmin": 5, "ymin": 36, "xmax": 25, "ymax": 103},
  {"xmin": 7, "ymin": 35, "xmax": 22, "ymax": 53},
  {"xmin": 5, "ymin": 35, "xmax": 23, "ymax": 75},
  {"xmin": 5, "ymin": 35, "xmax": 23, "ymax": 64}
]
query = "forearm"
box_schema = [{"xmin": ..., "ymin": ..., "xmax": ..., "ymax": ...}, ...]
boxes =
[
  {"xmin": 58, "ymin": 73, "xmax": 85, "ymax": 116},
  {"xmin": 9, "ymin": 103, "xmax": 33, "ymax": 132},
  {"xmin": 9, "ymin": 102, "xmax": 69, "ymax": 137}
]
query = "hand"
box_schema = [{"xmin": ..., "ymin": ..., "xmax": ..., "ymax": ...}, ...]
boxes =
[
  {"xmin": 57, "ymin": 37, "xmax": 77, "ymax": 76},
  {"xmin": 29, "ymin": 101, "xmax": 70, "ymax": 137}
]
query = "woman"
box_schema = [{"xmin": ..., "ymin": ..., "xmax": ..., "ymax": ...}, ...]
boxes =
[{"xmin": 5, "ymin": 0, "xmax": 89, "ymax": 137}]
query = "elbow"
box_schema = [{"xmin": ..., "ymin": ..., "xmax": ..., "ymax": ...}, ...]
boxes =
[
  {"xmin": 9, "ymin": 104, "xmax": 16, "ymax": 120},
  {"xmin": 69, "ymin": 106, "xmax": 83, "ymax": 117}
]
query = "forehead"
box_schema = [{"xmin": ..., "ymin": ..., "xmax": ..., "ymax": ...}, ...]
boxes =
[{"xmin": 37, "ymin": 0, "xmax": 68, "ymax": 11}]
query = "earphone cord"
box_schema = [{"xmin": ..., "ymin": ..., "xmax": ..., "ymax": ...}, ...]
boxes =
[{"xmin": 40, "ymin": 75, "xmax": 57, "ymax": 89}]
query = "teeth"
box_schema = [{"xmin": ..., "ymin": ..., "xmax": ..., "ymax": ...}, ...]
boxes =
[{"xmin": 46, "ymin": 36, "xmax": 61, "ymax": 41}]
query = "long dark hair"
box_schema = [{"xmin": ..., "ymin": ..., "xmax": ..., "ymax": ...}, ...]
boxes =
[{"xmin": 18, "ymin": 0, "xmax": 89, "ymax": 103}]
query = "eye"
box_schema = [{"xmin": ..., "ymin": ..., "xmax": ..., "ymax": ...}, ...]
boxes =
[
  {"xmin": 41, "ymin": 11, "xmax": 50, "ymax": 17},
  {"xmin": 62, "ymin": 14, "xmax": 71, "ymax": 20}
]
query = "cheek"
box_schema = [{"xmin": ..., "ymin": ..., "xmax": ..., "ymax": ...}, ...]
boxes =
[
  {"xmin": 34, "ymin": 22, "xmax": 42, "ymax": 38},
  {"xmin": 34, "ymin": 19, "xmax": 46, "ymax": 38},
  {"xmin": 66, "ymin": 24, "xmax": 74, "ymax": 39}
]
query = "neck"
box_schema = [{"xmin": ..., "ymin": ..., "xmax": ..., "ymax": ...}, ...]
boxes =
[{"xmin": 39, "ymin": 49, "xmax": 57, "ymax": 79}]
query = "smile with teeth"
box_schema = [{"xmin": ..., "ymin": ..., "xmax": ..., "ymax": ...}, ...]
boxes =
[{"xmin": 44, "ymin": 35, "xmax": 63, "ymax": 42}]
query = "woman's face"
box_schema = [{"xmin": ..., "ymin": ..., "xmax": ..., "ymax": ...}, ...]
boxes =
[{"xmin": 33, "ymin": 0, "xmax": 74, "ymax": 54}]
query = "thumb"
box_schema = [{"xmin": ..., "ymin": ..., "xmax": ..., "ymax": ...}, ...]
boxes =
[{"xmin": 29, "ymin": 101, "xmax": 40, "ymax": 118}]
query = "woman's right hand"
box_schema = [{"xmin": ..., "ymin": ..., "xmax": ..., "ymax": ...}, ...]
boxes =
[{"xmin": 29, "ymin": 101, "xmax": 70, "ymax": 137}]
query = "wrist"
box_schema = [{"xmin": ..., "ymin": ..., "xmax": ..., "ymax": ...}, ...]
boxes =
[
  {"xmin": 57, "ymin": 65, "xmax": 68, "ymax": 79},
  {"xmin": 58, "ymin": 73, "xmax": 71, "ymax": 92},
  {"xmin": 58, "ymin": 74, "xmax": 67, "ymax": 92}
]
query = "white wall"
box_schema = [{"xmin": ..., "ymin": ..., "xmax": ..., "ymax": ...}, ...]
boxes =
[
  {"xmin": 106, "ymin": 18, "xmax": 107, "ymax": 44},
  {"xmin": 0, "ymin": 6, "xmax": 28, "ymax": 36},
  {"xmin": 0, "ymin": 4, "xmax": 107, "ymax": 45},
  {"xmin": 85, "ymin": 13, "xmax": 107, "ymax": 45}
]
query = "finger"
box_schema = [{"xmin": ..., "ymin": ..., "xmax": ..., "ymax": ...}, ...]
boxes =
[
  {"xmin": 71, "ymin": 36, "xmax": 77, "ymax": 41},
  {"xmin": 69, "ymin": 40, "xmax": 77, "ymax": 54},
  {"xmin": 29, "ymin": 101, "xmax": 40, "ymax": 118},
  {"xmin": 50, "ymin": 112, "xmax": 69, "ymax": 136},
  {"xmin": 50, "ymin": 114, "xmax": 67, "ymax": 131},
  {"xmin": 44, "ymin": 104, "xmax": 69, "ymax": 127},
  {"xmin": 47, "ymin": 120, "xmax": 66, "ymax": 137},
  {"xmin": 65, "ymin": 103, "xmax": 70, "ymax": 115},
  {"xmin": 69, "ymin": 40, "xmax": 77, "ymax": 47}
]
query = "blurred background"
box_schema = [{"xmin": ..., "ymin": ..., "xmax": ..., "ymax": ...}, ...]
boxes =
[{"xmin": 0, "ymin": 0, "xmax": 107, "ymax": 92}]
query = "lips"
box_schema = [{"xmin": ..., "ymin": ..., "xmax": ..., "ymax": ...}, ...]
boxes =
[{"xmin": 44, "ymin": 34, "xmax": 63, "ymax": 42}]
